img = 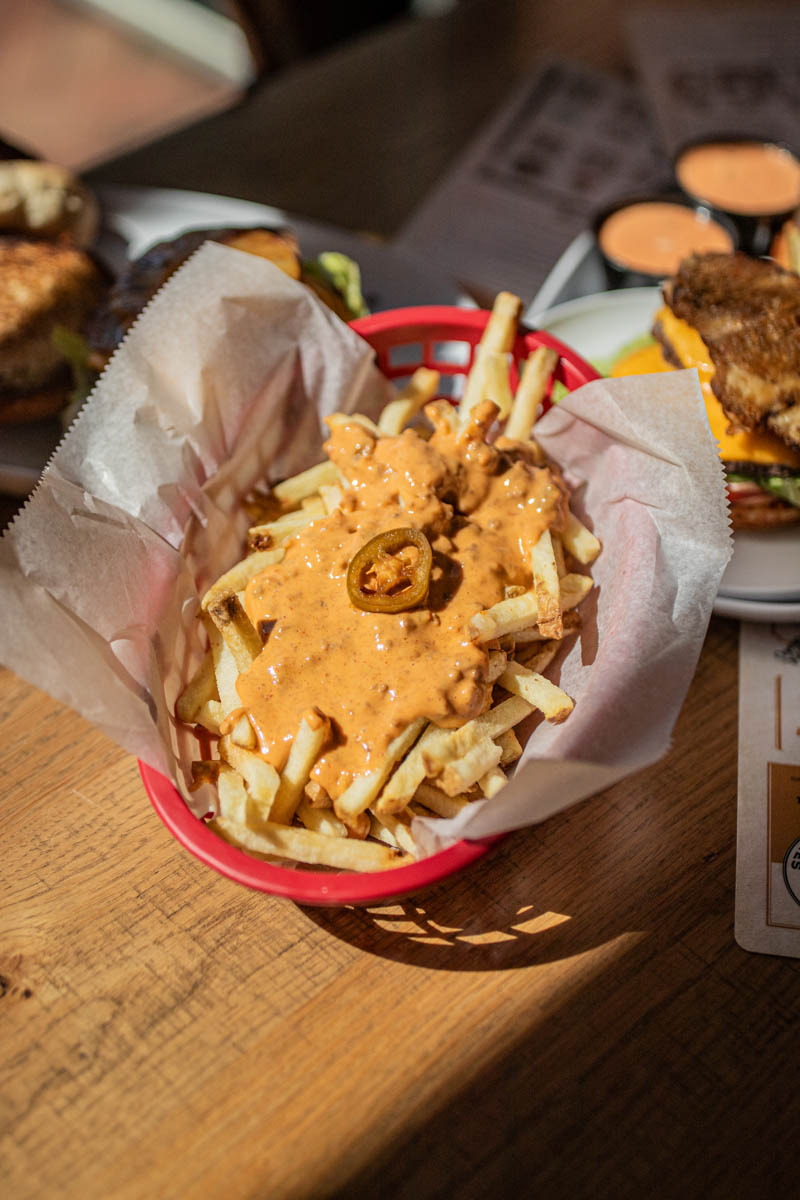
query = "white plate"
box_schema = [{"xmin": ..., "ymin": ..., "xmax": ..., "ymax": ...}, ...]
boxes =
[
  {"xmin": 713, "ymin": 594, "xmax": 800, "ymax": 623},
  {"xmin": 1, "ymin": 185, "xmax": 462, "ymax": 497},
  {"xmin": 533, "ymin": 286, "xmax": 800, "ymax": 617}
]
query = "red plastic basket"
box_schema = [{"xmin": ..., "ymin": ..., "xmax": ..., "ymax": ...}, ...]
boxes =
[{"xmin": 141, "ymin": 306, "xmax": 599, "ymax": 906}]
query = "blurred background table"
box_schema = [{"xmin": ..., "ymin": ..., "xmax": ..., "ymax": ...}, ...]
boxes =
[{"xmin": 3, "ymin": 1, "xmax": 800, "ymax": 1198}]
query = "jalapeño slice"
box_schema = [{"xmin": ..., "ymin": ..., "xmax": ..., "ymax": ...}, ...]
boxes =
[{"xmin": 346, "ymin": 527, "xmax": 432, "ymax": 613}]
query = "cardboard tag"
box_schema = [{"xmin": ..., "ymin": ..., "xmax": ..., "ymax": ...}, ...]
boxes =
[{"xmin": 736, "ymin": 622, "xmax": 800, "ymax": 958}]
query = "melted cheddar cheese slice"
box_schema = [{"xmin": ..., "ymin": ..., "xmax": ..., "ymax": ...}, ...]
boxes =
[{"xmin": 612, "ymin": 307, "xmax": 800, "ymax": 469}]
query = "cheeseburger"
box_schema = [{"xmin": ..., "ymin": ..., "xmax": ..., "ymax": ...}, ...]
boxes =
[{"xmin": 613, "ymin": 252, "xmax": 800, "ymax": 527}]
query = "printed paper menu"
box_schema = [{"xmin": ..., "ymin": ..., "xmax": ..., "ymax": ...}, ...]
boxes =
[{"xmin": 736, "ymin": 622, "xmax": 800, "ymax": 958}]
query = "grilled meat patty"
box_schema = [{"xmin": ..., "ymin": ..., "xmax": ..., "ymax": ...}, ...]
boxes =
[{"xmin": 661, "ymin": 253, "xmax": 800, "ymax": 449}]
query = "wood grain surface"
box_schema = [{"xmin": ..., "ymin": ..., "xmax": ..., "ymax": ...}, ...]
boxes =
[
  {"xmin": 2, "ymin": 617, "xmax": 798, "ymax": 1199},
  {"xmin": 5, "ymin": 2, "xmax": 800, "ymax": 1196}
]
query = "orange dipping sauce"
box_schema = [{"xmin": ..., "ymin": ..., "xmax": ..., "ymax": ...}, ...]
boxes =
[
  {"xmin": 676, "ymin": 141, "xmax": 800, "ymax": 217},
  {"xmin": 598, "ymin": 201, "xmax": 733, "ymax": 277}
]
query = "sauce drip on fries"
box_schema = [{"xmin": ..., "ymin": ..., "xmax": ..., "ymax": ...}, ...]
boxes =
[{"xmin": 238, "ymin": 400, "xmax": 568, "ymax": 798}]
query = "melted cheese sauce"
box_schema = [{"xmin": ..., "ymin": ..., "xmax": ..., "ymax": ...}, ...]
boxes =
[
  {"xmin": 238, "ymin": 407, "xmax": 568, "ymax": 798},
  {"xmin": 598, "ymin": 202, "xmax": 733, "ymax": 277},
  {"xmin": 612, "ymin": 308, "xmax": 800, "ymax": 468},
  {"xmin": 676, "ymin": 142, "xmax": 800, "ymax": 217}
]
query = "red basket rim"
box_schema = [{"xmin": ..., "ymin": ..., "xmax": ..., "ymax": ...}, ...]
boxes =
[{"xmin": 143, "ymin": 305, "xmax": 600, "ymax": 906}]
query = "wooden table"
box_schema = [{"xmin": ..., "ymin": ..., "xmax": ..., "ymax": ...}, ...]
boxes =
[{"xmin": 5, "ymin": 2, "xmax": 800, "ymax": 1196}]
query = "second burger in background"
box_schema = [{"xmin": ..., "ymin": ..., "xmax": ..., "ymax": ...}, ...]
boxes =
[{"xmin": 613, "ymin": 252, "xmax": 800, "ymax": 528}]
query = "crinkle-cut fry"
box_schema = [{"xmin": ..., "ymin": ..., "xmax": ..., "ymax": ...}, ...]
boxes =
[
  {"xmin": 496, "ymin": 728, "xmax": 522, "ymax": 765},
  {"xmin": 531, "ymin": 529, "xmax": 562, "ymax": 639},
  {"xmin": 217, "ymin": 763, "xmax": 249, "ymax": 823},
  {"xmin": 205, "ymin": 592, "xmax": 262, "ymax": 675},
  {"xmin": 326, "ymin": 412, "xmax": 382, "ymax": 437},
  {"xmin": 458, "ymin": 291, "xmax": 522, "ymax": 425},
  {"xmin": 499, "ymin": 660, "xmax": 574, "ymax": 723},
  {"xmin": 481, "ymin": 350, "xmax": 514, "ymax": 419},
  {"xmin": 562, "ymin": 510, "xmax": 601, "ymax": 565},
  {"xmin": 194, "ymin": 699, "xmax": 224, "ymax": 735},
  {"xmin": 297, "ymin": 796, "xmax": 348, "ymax": 839},
  {"xmin": 335, "ymin": 718, "xmax": 426, "ymax": 819},
  {"xmin": 270, "ymin": 709, "xmax": 331, "ymax": 825},
  {"xmin": 319, "ymin": 484, "xmax": 343, "ymax": 514},
  {"xmin": 439, "ymin": 737, "xmax": 503, "ymax": 796},
  {"xmin": 213, "ymin": 816, "xmax": 412, "ymax": 871},
  {"xmin": 248, "ymin": 508, "xmax": 321, "ymax": 551},
  {"xmin": 378, "ymin": 367, "xmax": 440, "ymax": 435},
  {"xmin": 301, "ymin": 496, "xmax": 326, "ymax": 515},
  {"xmin": 370, "ymin": 810, "xmax": 419, "ymax": 858},
  {"xmin": 513, "ymin": 609, "xmax": 581, "ymax": 645},
  {"xmin": 202, "ymin": 549, "xmax": 284, "ymax": 609},
  {"xmin": 471, "ymin": 573, "xmax": 591, "ymax": 641},
  {"xmin": 176, "ymin": 651, "xmax": 217, "ymax": 724},
  {"xmin": 479, "ymin": 764, "xmax": 507, "ymax": 799},
  {"xmin": 504, "ymin": 346, "xmax": 558, "ymax": 440},
  {"xmin": 273, "ymin": 459, "xmax": 340, "ymax": 505},
  {"xmin": 219, "ymin": 734, "xmax": 279, "ymax": 820}
]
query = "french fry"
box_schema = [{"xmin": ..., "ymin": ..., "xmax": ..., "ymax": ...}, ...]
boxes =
[
  {"xmin": 514, "ymin": 638, "xmax": 561, "ymax": 675},
  {"xmin": 219, "ymin": 735, "xmax": 279, "ymax": 821},
  {"xmin": 487, "ymin": 649, "xmax": 508, "ymax": 682},
  {"xmin": 369, "ymin": 815, "xmax": 399, "ymax": 847},
  {"xmin": 458, "ymin": 292, "xmax": 522, "ymax": 425},
  {"xmin": 273, "ymin": 460, "xmax": 340, "ymax": 505},
  {"xmin": 552, "ymin": 533, "xmax": 567, "ymax": 578},
  {"xmin": 213, "ymin": 816, "xmax": 412, "ymax": 871},
  {"xmin": 217, "ymin": 764, "xmax": 249, "ymax": 823},
  {"xmin": 248, "ymin": 508, "xmax": 321, "ymax": 551},
  {"xmin": 326, "ymin": 412, "xmax": 382, "ymax": 437},
  {"xmin": 201, "ymin": 549, "xmax": 284, "ymax": 610},
  {"xmin": 378, "ymin": 367, "xmax": 440, "ymax": 435},
  {"xmin": 479, "ymin": 764, "xmax": 507, "ymax": 799},
  {"xmin": 496, "ymin": 728, "xmax": 522, "ymax": 765},
  {"xmin": 561, "ymin": 510, "xmax": 601, "ymax": 565},
  {"xmin": 412, "ymin": 783, "xmax": 472, "ymax": 819},
  {"xmin": 513, "ymin": 609, "xmax": 581, "ymax": 644},
  {"xmin": 190, "ymin": 760, "xmax": 221, "ymax": 790},
  {"xmin": 481, "ymin": 350, "xmax": 514, "ymax": 419},
  {"xmin": 335, "ymin": 718, "xmax": 426, "ymax": 819},
  {"xmin": 498, "ymin": 660, "xmax": 574, "ymax": 723},
  {"xmin": 176, "ymin": 651, "xmax": 217, "ymax": 724},
  {"xmin": 504, "ymin": 345, "xmax": 558, "ymax": 440},
  {"xmin": 205, "ymin": 593, "xmax": 262, "ymax": 675},
  {"xmin": 270, "ymin": 709, "xmax": 331, "ymax": 825},
  {"xmin": 530, "ymin": 529, "xmax": 562, "ymax": 639},
  {"xmin": 319, "ymin": 484, "xmax": 343, "ymax": 514},
  {"xmin": 370, "ymin": 810, "xmax": 418, "ymax": 857},
  {"xmin": 194, "ymin": 699, "xmax": 224, "ymax": 735},
  {"xmin": 297, "ymin": 796, "xmax": 348, "ymax": 839},
  {"xmin": 301, "ymin": 496, "xmax": 326, "ymax": 515},
  {"xmin": 439, "ymin": 737, "xmax": 503, "ymax": 796},
  {"xmin": 471, "ymin": 573, "xmax": 591, "ymax": 641}
]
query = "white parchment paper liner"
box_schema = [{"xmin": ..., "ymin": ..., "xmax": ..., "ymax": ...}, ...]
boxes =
[{"xmin": 0, "ymin": 242, "xmax": 733, "ymax": 859}]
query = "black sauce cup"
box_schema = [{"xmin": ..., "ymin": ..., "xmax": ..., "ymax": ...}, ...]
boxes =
[
  {"xmin": 592, "ymin": 193, "xmax": 739, "ymax": 290},
  {"xmin": 673, "ymin": 135, "xmax": 800, "ymax": 258}
]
